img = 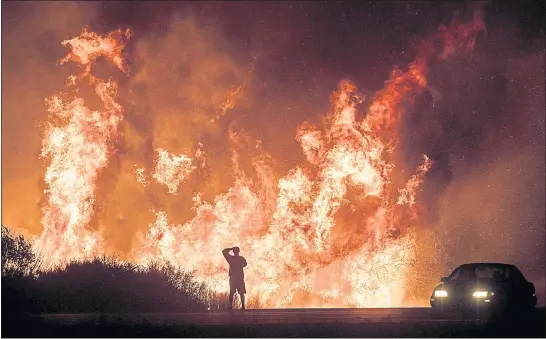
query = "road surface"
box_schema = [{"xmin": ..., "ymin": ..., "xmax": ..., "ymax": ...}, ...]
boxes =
[{"xmin": 5, "ymin": 307, "xmax": 545, "ymax": 337}]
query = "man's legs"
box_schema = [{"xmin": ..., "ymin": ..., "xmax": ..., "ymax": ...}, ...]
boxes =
[
  {"xmin": 228, "ymin": 278, "xmax": 235, "ymax": 310},
  {"xmin": 239, "ymin": 279, "xmax": 247, "ymax": 310},
  {"xmin": 228, "ymin": 292, "xmax": 235, "ymax": 310}
]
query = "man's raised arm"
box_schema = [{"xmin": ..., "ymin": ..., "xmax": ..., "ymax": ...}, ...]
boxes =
[{"xmin": 222, "ymin": 247, "xmax": 232, "ymax": 261}]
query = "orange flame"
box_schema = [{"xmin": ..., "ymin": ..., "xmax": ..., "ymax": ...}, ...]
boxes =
[
  {"xmin": 152, "ymin": 149, "xmax": 196, "ymax": 194},
  {"xmin": 135, "ymin": 144, "xmax": 205, "ymax": 193},
  {"xmin": 135, "ymin": 167, "xmax": 148, "ymax": 187},
  {"xmin": 397, "ymin": 155, "xmax": 433, "ymax": 206},
  {"xmin": 366, "ymin": 8, "xmax": 484, "ymax": 141},
  {"xmin": 214, "ymin": 85, "xmax": 243, "ymax": 121},
  {"xmin": 34, "ymin": 28, "xmax": 130, "ymax": 268}
]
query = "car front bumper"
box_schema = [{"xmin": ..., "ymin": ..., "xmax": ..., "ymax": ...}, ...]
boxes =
[{"xmin": 430, "ymin": 295, "xmax": 496, "ymax": 311}]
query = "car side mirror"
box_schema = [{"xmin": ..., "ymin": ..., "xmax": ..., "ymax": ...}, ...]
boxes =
[{"xmin": 440, "ymin": 277, "xmax": 448, "ymax": 283}]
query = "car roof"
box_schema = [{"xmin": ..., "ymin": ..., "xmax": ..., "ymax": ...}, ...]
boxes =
[{"xmin": 455, "ymin": 263, "xmax": 519, "ymax": 269}]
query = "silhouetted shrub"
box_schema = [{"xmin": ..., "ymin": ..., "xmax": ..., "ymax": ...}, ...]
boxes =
[
  {"xmin": 1, "ymin": 225, "xmax": 40, "ymax": 316},
  {"xmin": 1, "ymin": 226, "xmax": 233, "ymax": 314},
  {"xmin": 28, "ymin": 258, "xmax": 215, "ymax": 313},
  {"xmin": 1, "ymin": 225, "xmax": 40, "ymax": 278}
]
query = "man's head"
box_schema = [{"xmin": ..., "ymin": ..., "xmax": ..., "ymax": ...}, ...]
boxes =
[{"xmin": 233, "ymin": 247, "xmax": 240, "ymax": 256}]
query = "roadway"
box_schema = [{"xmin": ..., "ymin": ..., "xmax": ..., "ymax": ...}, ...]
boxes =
[
  {"xmin": 33, "ymin": 307, "xmax": 493, "ymax": 325},
  {"xmin": 6, "ymin": 307, "xmax": 545, "ymax": 337}
]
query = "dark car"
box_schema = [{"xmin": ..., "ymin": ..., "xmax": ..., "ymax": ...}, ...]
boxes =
[{"xmin": 430, "ymin": 263, "xmax": 537, "ymax": 316}]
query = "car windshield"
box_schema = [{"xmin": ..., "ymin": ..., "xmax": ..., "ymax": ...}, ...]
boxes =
[{"xmin": 448, "ymin": 265, "xmax": 513, "ymax": 282}]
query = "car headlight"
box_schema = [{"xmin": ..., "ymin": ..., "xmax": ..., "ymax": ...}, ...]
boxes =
[
  {"xmin": 434, "ymin": 290, "xmax": 448, "ymax": 298},
  {"xmin": 472, "ymin": 291, "xmax": 488, "ymax": 298}
]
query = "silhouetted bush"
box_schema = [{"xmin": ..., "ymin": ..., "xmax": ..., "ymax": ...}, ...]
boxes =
[
  {"xmin": 1, "ymin": 225, "xmax": 232, "ymax": 314},
  {"xmin": 28, "ymin": 258, "xmax": 214, "ymax": 313},
  {"xmin": 1, "ymin": 225, "xmax": 40, "ymax": 278},
  {"xmin": 2, "ymin": 225, "xmax": 40, "ymax": 316}
]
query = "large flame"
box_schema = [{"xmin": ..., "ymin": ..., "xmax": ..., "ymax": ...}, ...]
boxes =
[
  {"xmin": 34, "ymin": 8, "xmax": 484, "ymax": 307},
  {"xmin": 34, "ymin": 29, "xmax": 130, "ymax": 268},
  {"xmin": 132, "ymin": 79, "xmax": 429, "ymax": 308}
]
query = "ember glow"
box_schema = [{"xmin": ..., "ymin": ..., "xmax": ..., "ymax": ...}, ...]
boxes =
[{"xmin": 24, "ymin": 5, "xmax": 490, "ymax": 306}]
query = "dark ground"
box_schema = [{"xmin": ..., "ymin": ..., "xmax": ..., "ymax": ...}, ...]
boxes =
[{"xmin": 3, "ymin": 307, "xmax": 545, "ymax": 337}]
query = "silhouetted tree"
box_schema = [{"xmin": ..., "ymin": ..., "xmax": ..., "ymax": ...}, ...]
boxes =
[
  {"xmin": 2, "ymin": 225, "xmax": 41, "ymax": 317},
  {"xmin": 1, "ymin": 225, "xmax": 40, "ymax": 278}
]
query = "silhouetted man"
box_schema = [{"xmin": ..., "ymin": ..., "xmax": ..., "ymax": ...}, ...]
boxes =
[{"xmin": 222, "ymin": 247, "xmax": 247, "ymax": 310}]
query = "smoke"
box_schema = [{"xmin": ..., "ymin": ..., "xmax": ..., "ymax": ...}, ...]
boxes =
[{"xmin": 399, "ymin": 2, "xmax": 545, "ymax": 303}]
